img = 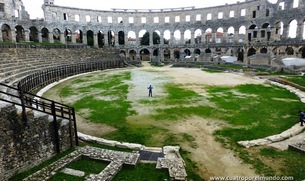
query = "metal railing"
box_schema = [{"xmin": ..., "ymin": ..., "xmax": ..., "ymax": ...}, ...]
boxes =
[
  {"xmin": 0, "ymin": 83, "xmax": 78, "ymax": 153},
  {"xmin": 0, "ymin": 56, "xmax": 125, "ymax": 153},
  {"xmin": 18, "ymin": 59, "xmax": 124, "ymax": 93}
]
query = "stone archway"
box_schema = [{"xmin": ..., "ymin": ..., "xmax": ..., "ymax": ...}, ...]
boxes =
[
  {"xmin": 2, "ymin": 24, "xmax": 12, "ymax": 42},
  {"xmin": 41, "ymin": 27, "xmax": 49, "ymax": 43},
  {"xmin": 29, "ymin": 26, "xmax": 39, "ymax": 42},
  {"xmin": 15, "ymin": 25, "xmax": 25, "ymax": 42},
  {"xmin": 247, "ymin": 47, "xmax": 256, "ymax": 56},
  {"xmin": 140, "ymin": 48, "xmax": 150, "ymax": 61}
]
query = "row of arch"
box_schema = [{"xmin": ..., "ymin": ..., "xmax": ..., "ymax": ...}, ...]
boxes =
[
  {"xmin": 122, "ymin": 46, "xmax": 305, "ymax": 62},
  {"xmin": 2, "ymin": 18, "xmax": 305, "ymax": 46}
]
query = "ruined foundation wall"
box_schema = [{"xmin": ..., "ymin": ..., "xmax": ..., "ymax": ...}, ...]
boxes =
[{"xmin": 0, "ymin": 103, "xmax": 75, "ymax": 181}]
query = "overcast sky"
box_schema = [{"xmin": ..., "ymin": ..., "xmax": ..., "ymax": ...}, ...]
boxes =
[{"xmin": 22, "ymin": 0, "xmax": 246, "ymax": 19}]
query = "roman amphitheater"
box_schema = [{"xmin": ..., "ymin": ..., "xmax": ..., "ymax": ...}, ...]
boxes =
[{"xmin": 1, "ymin": 0, "xmax": 305, "ymax": 180}]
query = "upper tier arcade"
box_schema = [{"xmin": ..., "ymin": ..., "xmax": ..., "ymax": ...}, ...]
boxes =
[{"xmin": 1, "ymin": 0, "xmax": 305, "ymax": 64}]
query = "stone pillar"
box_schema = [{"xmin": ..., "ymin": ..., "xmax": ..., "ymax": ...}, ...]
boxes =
[
  {"xmin": 282, "ymin": 25, "xmax": 289, "ymax": 39},
  {"xmin": 180, "ymin": 31, "xmax": 184, "ymax": 44},
  {"xmin": 160, "ymin": 32, "xmax": 164, "ymax": 45},
  {"xmin": 11, "ymin": 30, "xmax": 16, "ymax": 43},
  {"xmin": 223, "ymin": 32, "xmax": 228, "ymax": 43},
  {"xmin": 160, "ymin": 48, "xmax": 164, "ymax": 61},
  {"xmin": 191, "ymin": 32, "xmax": 195, "ymax": 44},
  {"xmin": 124, "ymin": 32, "xmax": 128, "ymax": 46},
  {"xmin": 296, "ymin": 23, "xmax": 304, "ymax": 39},
  {"xmin": 212, "ymin": 32, "xmax": 216, "ymax": 43},
  {"xmin": 149, "ymin": 32, "xmax": 153, "ymax": 46},
  {"xmin": 24, "ymin": 30, "xmax": 30, "ymax": 42},
  {"xmin": 38, "ymin": 32, "xmax": 42, "ymax": 43},
  {"xmin": 60, "ymin": 33, "xmax": 65, "ymax": 44},
  {"xmin": 0, "ymin": 30, "xmax": 2, "ymax": 42},
  {"xmin": 104, "ymin": 32, "xmax": 109, "ymax": 47},
  {"xmin": 170, "ymin": 50, "xmax": 175, "ymax": 61},
  {"xmin": 71, "ymin": 33, "xmax": 76, "ymax": 44},
  {"xmin": 114, "ymin": 32, "xmax": 119, "ymax": 47},
  {"xmin": 170, "ymin": 32, "xmax": 174, "ymax": 45},
  {"xmin": 234, "ymin": 30, "xmax": 239, "ymax": 43},
  {"xmin": 82, "ymin": 34, "xmax": 87, "ymax": 45},
  {"xmin": 93, "ymin": 33, "xmax": 98, "ymax": 48},
  {"xmin": 48, "ymin": 32, "xmax": 54, "ymax": 43},
  {"xmin": 202, "ymin": 32, "xmax": 206, "ymax": 43}
]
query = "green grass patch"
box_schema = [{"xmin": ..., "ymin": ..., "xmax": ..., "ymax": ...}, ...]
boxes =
[
  {"xmin": 113, "ymin": 163, "xmax": 169, "ymax": 181},
  {"xmin": 53, "ymin": 69, "xmax": 305, "ymax": 179},
  {"xmin": 285, "ymin": 75, "xmax": 305, "ymax": 87},
  {"xmin": 61, "ymin": 71, "xmax": 135, "ymax": 127}
]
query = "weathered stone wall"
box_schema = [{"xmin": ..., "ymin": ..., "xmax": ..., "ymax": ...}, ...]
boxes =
[{"xmin": 0, "ymin": 103, "xmax": 75, "ymax": 181}]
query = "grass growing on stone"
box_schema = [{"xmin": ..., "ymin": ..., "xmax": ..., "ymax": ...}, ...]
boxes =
[
  {"xmin": 60, "ymin": 71, "xmax": 135, "ymax": 127},
  {"xmin": 284, "ymin": 75, "xmax": 305, "ymax": 87},
  {"xmin": 49, "ymin": 157, "xmax": 109, "ymax": 181},
  {"xmin": 113, "ymin": 163, "xmax": 170, "ymax": 181},
  {"xmin": 52, "ymin": 70, "xmax": 305, "ymax": 179},
  {"xmin": 9, "ymin": 148, "xmax": 75, "ymax": 181}
]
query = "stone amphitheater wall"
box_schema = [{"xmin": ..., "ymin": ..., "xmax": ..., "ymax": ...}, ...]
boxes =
[
  {"xmin": 0, "ymin": 103, "xmax": 75, "ymax": 181},
  {"xmin": 1, "ymin": 0, "xmax": 305, "ymax": 66}
]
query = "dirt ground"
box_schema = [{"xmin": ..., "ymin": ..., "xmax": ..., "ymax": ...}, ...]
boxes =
[{"xmin": 44, "ymin": 62, "xmax": 267, "ymax": 179}]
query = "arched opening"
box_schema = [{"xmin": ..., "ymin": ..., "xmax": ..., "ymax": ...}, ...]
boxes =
[
  {"xmin": 41, "ymin": 28, "xmax": 49, "ymax": 43},
  {"xmin": 127, "ymin": 31, "xmax": 136, "ymax": 45},
  {"xmin": 205, "ymin": 48, "xmax": 212, "ymax": 54},
  {"xmin": 194, "ymin": 49, "xmax": 201, "ymax": 56},
  {"xmin": 53, "ymin": 28, "xmax": 61, "ymax": 43},
  {"xmin": 216, "ymin": 28, "xmax": 224, "ymax": 43},
  {"xmin": 194, "ymin": 49, "xmax": 201, "ymax": 61},
  {"xmin": 300, "ymin": 47, "xmax": 305, "ymax": 58},
  {"xmin": 194, "ymin": 29, "xmax": 202, "ymax": 44},
  {"xmin": 288, "ymin": 20, "xmax": 297, "ymax": 38},
  {"xmin": 118, "ymin": 31, "xmax": 125, "ymax": 45},
  {"xmin": 140, "ymin": 49, "xmax": 150, "ymax": 61},
  {"xmin": 87, "ymin": 30, "xmax": 94, "ymax": 46},
  {"xmin": 248, "ymin": 47, "xmax": 256, "ymax": 56},
  {"xmin": 238, "ymin": 26, "xmax": 246, "ymax": 43},
  {"xmin": 174, "ymin": 30, "xmax": 181, "ymax": 44},
  {"xmin": 2, "ymin": 24, "xmax": 12, "ymax": 42},
  {"xmin": 248, "ymin": 24, "xmax": 257, "ymax": 42},
  {"xmin": 65, "ymin": 29, "xmax": 72, "ymax": 43},
  {"xmin": 275, "ymin": 21, "xmax": 284, "ymax": 40},
  {"xmin": 184, "ymin": 30, "xmax": 191, "ymax": 44},
  {"xmin": 15, "ymin": 25, "xmax": 25, "ymax": 42},
  {"xmin": 228, "ymin": 27, "xmax": 235, "ymax": 43},
  {"xmin": 286, "ymin": 47, "xmax": 294, "ymax": 55},
  {"xmin": 108, "ymin": 30, "xmax": 115, "ymax": 46},
  {"xmin": 75, "ymin": 30, "xmax": 83, "ymax": 43},
  {"xmin": 260, "ymin": 48, "xmax": 268, "ymax": 54},
  {"xmin": 174, "ymin": 49, "xmax": 180, "ymax": 59},
  {"xmin": 98, "ymin": 30, "xmax": 105, "ymax": 47},
  {"xmin": 30, "ymin": 26, "xmax": 39, "ymax": 42},
  {"xmin": 184, "ymin": 49, "xmax": 191, "ymax": 57},
  {"xmin": 139, "ymin": 30, "xmax": 149, "ymax": 46},
  {"xmin": 205, "ymin": 28, "xmax": 212, "ymax": 43},
  {"xmin": 164, "ymin": 48, "xmax": 170, "ymax": 60},
  {"xmin": 129, "ymin": 50, "xmax": 136, "ymax": 60},
  {"xmin": 164, "ymin": 30, "xmax": 170, "ymax": 45},
  {"xmin": 261, "ymin": 23, "xmax": 271, "ymax": 41},
  {"xmin": 237, "ymin": 48, "xmax": 244, "ymax": 62},
  {"xmin": 153, "ymin": 31, "xmax": 161, "ymax": 45}
]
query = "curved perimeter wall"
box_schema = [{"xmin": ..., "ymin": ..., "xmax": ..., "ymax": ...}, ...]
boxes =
[{"xmin": 1, "ymin": 0, "xmax": 305, "ymax": 65}]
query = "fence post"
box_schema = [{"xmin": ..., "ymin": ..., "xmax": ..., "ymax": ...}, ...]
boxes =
[
  {"xmin": 18, "ymin": 86, "xmax": 27, "ymax": 125},
  {"xmin": 72, "ymin": 107, "xmax": 79, "ymax": 146},
  {"xmin": 51, "ymin": 101, "xmax": 60, "ymax": 153}
]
